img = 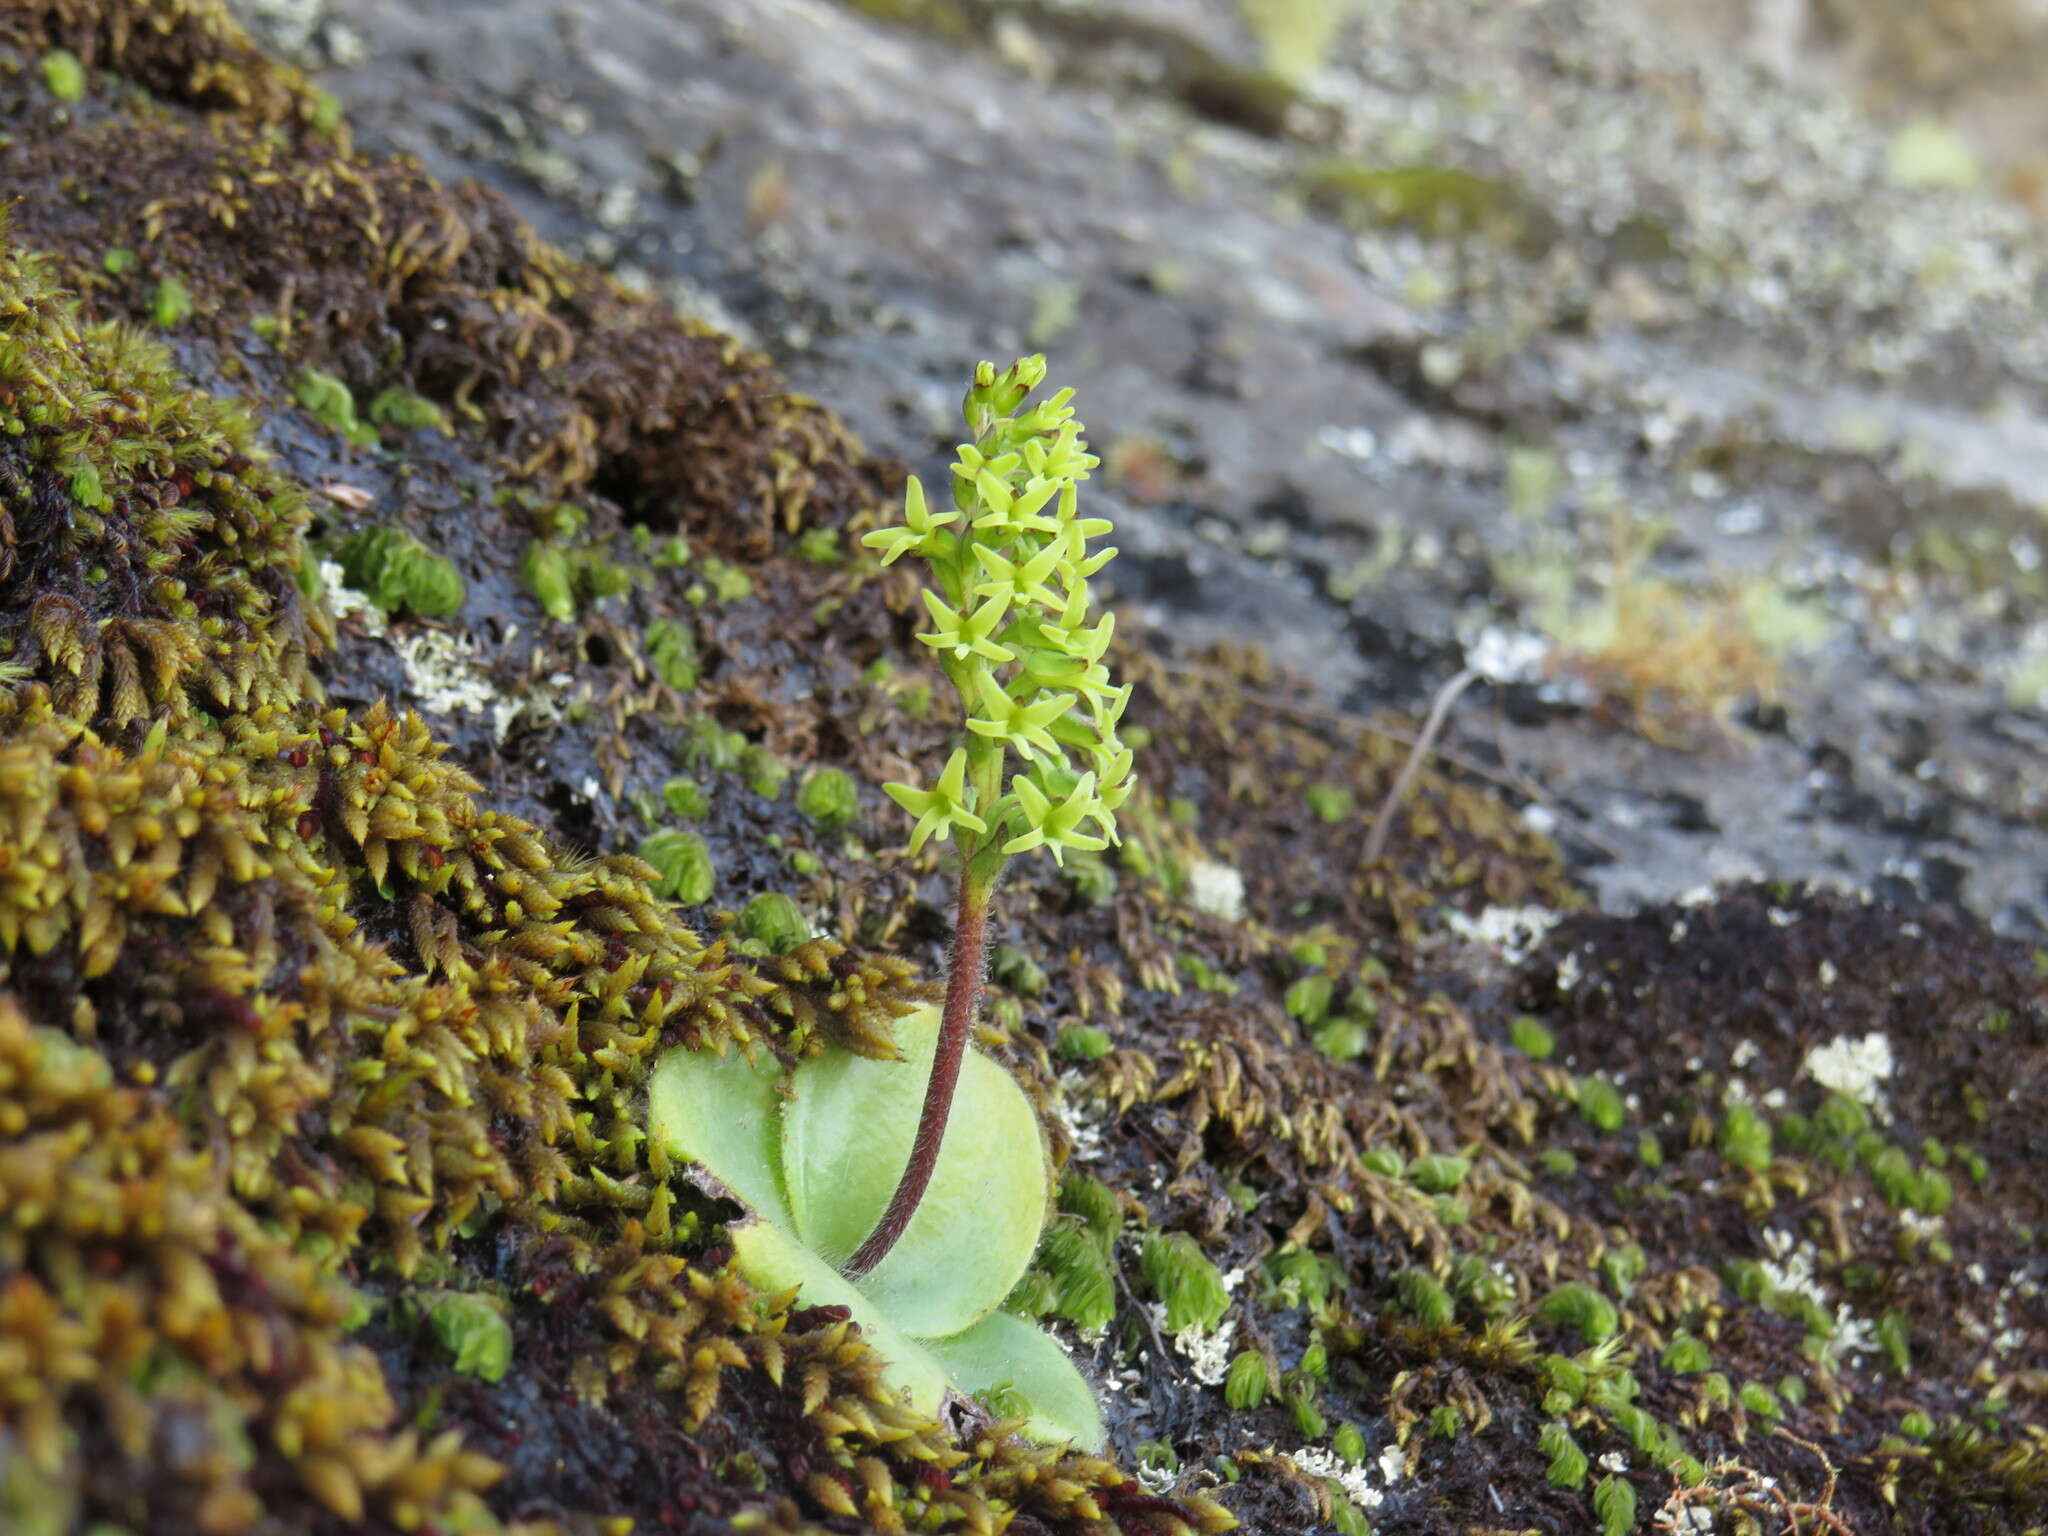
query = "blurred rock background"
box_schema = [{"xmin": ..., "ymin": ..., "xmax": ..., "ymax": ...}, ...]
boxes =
[{"xmin": 234, "ymin": 0, "xmax": 2048, "ymax": 933}]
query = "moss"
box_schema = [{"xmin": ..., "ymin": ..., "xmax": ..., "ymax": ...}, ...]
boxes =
[
  {"xmin": 40, "ymin": 47, "xmax": 84, "ymax": 102},
  {"xmin": 336, "ymin": 525, "xmax": 465, "ymax": 618},
  {"xmin": 738, "ymin": 891, "xmax": 808, "ymax": 953},
  {"xmin": 638, "ymin": 827, "xmax": 716, "ymax": 904},
  {"xmin": 794, "ymin": 766, "xmax": 859, "ymax": 829},
  {"xmin": 293, "ymin": 366, "xmax": 376, "ymax": 447},
  {"xmin": 1141, "ymin": 1231, "xmax": 1230, "ymax": 1332},
  {"xmin": 1577, "ymin": 1074, "xmax": 1626, "ymax": 1132},
  {"xmin": 148, "ymin": 274, "xmax": 192, "ymax": 327},
  {"xmin": 1056, "ymin": 1023, "xmax": 1112, "ymax": 1060},
  {"xmin": 0, "ymin": 237, "xmax": 317, "ymax": 730}
]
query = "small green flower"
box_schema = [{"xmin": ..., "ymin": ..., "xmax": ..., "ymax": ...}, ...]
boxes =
[
  {"xmin": 969, "ymin": 472, "xmax": 1062, "ymax": 540},
  {"xmin": 862, "ymin": 475, "xmax": 958, "ymax": 566},
  {"xmin": 883, "ymin": 748, "xmax": 987, "ymax": 856},
  {"xmin": 918, "ymin": 589, "xmax": 1014, "ymax": 666},
  {"xmin": 1045, "ymin": 604, "xmax": 1115, "ymax": 665},
  {"xmin": 1060, "ymin": 521, "xmax": 1117, "ymax": 580},
  {"xmin": 1005, "ymin": 770, "xmax": 1108, "ymax": 865},
  {"xmin": 967, "ymin": 668, "xmax": 1074, "ymax": 762},
  {"xmin": 971, "ymin": 539, "xmax": 1066, "ymax": 611}
]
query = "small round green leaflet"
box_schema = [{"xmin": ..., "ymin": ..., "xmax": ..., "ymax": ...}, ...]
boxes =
[{"xmin": 646, "ymin": 1007, "xmax": 1101, "ymax": 1448}]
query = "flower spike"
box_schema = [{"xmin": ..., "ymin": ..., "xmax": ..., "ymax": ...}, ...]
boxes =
[{"xmin": 849, "ymin": 359, "xmax": 1141, "ymax": 1291}]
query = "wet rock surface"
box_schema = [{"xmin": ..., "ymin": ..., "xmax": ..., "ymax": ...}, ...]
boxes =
[{"xmin": 242, "ymin": 0, "xmax": 2048, "ymax": 934}]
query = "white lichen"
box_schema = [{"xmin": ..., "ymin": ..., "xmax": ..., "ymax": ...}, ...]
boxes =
[
  {"xmin": 1803, "ymin": 1032, "xmax": 1894, "ymax": 1108},
  {"xmin": 1444, "ymin": 903, "xmax": 1562, "ymax": 965},
  {"xmin": 1286, "ymin": 1447, "xmax": 1383, "ymax": 1511},
  {"xmin": 1052, "ymin": 1069, "xmax": 1109, "ymax": 1161},
  {"xmin": 321, "ymin": 559, "xmax": 387, "ymax": 637},
  {"xmin": 394, "ymin": 629, "xmax": 499, "ymax": 720},
  {"xmin": 1146, "ymin": 1268, "xmax": 1245, "ymax": 1386},
  {"xmin": 1186, "ymin": 859, "xmax": 1247, "ymax": 922}
]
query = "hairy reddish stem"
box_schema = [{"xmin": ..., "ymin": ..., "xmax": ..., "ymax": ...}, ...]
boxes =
[{"xmin": 842, "ymin": 876, "xmax": 989, "ymax": 1278}]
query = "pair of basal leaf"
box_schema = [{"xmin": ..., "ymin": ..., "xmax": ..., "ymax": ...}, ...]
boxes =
[{"xmin": 648, "ymin": 1005, "xmax": 1103, "ymax": 1447}]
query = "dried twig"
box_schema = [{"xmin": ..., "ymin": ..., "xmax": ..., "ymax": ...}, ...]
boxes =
[{"xmin": 1364, "ymin": 667, "xmax": 1481, "ymax": 865}]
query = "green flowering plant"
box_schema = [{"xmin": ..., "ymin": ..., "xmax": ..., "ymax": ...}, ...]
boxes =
[
  {"xmin": 646, "ymin": 360, "xmax": 1129, "ymax": 1447},
  {"xmin": 846, "ymin": 355, "xmax": 1132, "ymax": 1276}
]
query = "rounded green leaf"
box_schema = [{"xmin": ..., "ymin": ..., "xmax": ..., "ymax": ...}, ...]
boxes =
[
  {"xmin": 781, "ymin": 1004, "xmax": 1048, "ymax": 1338},
  {"xmin": 731, "ymin": 1219, "xmax": 948, "ymax": 1415},
  {"xmin": 646, "ymin": 1045, "xmax": 793, "ymax": 1230},
  {"xmin": 923, "ymin": 1310, "xmax": 1104, "ymax": 1448}
]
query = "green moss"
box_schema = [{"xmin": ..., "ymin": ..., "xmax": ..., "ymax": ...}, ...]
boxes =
[
  {"xmin": 1141, "ymin": 1231, "xmax": 1230, "ymax": 1331},
  {"xmin": 1718, "ymin": 1102, "xmax": 1773, "ymax": 1172},
  {"xmin": 1536, "ymin": 1283, "xmax": 1619, "ymax": 1346},
  {"xmin": 1395, "ymin": 1268, "xmax": 1455, "ymax": 1329},
  {"xmin": 1407, "ymin": 1153, "xmax": 1471, "ymax": 1194},
  {"xmin": 1285, "ymin": 972, "xmax": 1334, "ymax": 1024},
  {"xmin": 1304, "ymin": 784, "xmax": 1353, "ymax": 823},
  {"xmin": 742, "ymin": 745, "xmax": 790, "ymax": 801},
  {"xmin": 1311, "ymin": 1018, "xmax": 1368, "ymax": 1059},
  {"xmin": 1508, "ymin": 1015, "xmax": 1555, "ymax": 1058},
  {"xmin": 41, "ymin": 49, "xmax": 86, "ymax": 103},
  {"xmin": 1661, "ymin": 1333, "xmax": 1711, "ymax": 1373},
  {"xmin": 1577, "ymin": 1075, "xmax": 1626, "ymax": 1133},
  {"xmin": 411, "ymin": 1290, "xmax": 513, "ymax": 1383},
  {"xmin": 990, "ymin": 945, "xmax": 1049, "ymax": 997},
  {"xmin": 795, "ymin": 767, "xmax": 860, "ymax": 829},
  {"xmin": 369, "ymin": 387, "xmax": 447, "ymax": 431},
  {"xmin": 738, "ymin": 891, "xmax": 808, "ymax": 953},
  {"xmin": 337, "ymin": 526, "xmax": 465, "ymax": 617},
  {"xmin": 639, "ymin": 829, "xmax": 716, "ymax": 904},
  {"xmin": 521, "ymin": 539, "xmax": 578, "ymax": 621},
  {"xmin": 1540, "ymin": 1422, "xmax": 1588, "ymax": 1489},
  {"xmin": 1593, "ymin": 1473, "xmax": 1636, "ymax": 1536},
  {"xmin": 1360, "ymin": 1148, "xmax": 1405, "ymax": 1179},
  {"xmin": 1263, "ymin": 1249, "xmax": 1342, "ymax": 1312},
  {"xmin": 1737, "ymin": 1380, "xmax": 1783, "ymax": 1421},
  {"xmin": 646, "ymin": 620, "xmax": 702, "ymax": 691},
  {"xmin": 661, "ymin": 776, "xmax": 711, "ymax": 820},
  {"xmin": 294, "ymin": 367, "xmax": 377, "ymax": 447},
  {"xmin": 1878, "ymin": 1310, "xmax": 1912, "ymax": 1375},
  {"xmin": 1597, "ymin": 1243, "xmax": 1646, "ymax": 1296},
  {"xmin": 1035, "ymin": 1220, "xmax": 1115, "ymax": 1331},
  {"xmin": 1057, "ymin": 1024, "xmax": 1112, "ymax": 1060},
  {"xmin": 1219, "ymin": 1352, "xmax": 1265, "ymax": 1408}
]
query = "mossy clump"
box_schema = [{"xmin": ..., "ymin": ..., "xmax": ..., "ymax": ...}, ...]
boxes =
[
  {"xmin": 0, "ymin": 233, "xmax": 319, "ymax": 730},
  {"xmin": 795, "ymin": 765, "xmax": 860, "ymax": 829},
  {"xmin": 337, "ymin": 525, "xmax": 465, "ymax": 618},
  {"xmin": 639, "ymin": 826, "xmax": 717, "ymax": 903}
]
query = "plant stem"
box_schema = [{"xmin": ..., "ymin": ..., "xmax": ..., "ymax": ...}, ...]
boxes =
[{"xmin": 842, "ymin": 867, "xmax": 992, "ymax": 1278}]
